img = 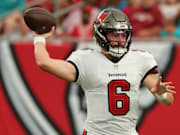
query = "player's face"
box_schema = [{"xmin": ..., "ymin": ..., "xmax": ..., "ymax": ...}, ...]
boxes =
[{"xmin": 106, "ymin": 31, "xmax": 127, "ymax": 48}]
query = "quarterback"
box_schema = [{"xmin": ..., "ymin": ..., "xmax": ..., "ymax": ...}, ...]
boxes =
[{"xmin": 33, "ymin": 8, "xmax": 175, "ymax": 135}]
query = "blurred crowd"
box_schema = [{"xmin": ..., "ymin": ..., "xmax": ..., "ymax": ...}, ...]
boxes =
[{"xmin": 0, "ymin": 0, "xmax": 180, "ymax": 42}]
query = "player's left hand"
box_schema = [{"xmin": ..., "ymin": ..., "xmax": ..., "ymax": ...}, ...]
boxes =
[{"xmin": 150, "ymin": 76, "xmax": 176, "ymax": 95}]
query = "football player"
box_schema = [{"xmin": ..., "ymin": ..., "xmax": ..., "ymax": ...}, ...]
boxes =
[{"xmin": 33, "ymin": 8, "xmax": 175, "ymax": 135}]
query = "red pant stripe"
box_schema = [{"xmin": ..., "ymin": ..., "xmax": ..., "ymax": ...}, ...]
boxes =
[{"xmin": 83, "ymin": 129, "xmax": 87, "ymax": 135}]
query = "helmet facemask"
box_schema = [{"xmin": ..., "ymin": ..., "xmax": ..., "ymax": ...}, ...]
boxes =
[
  {"xmin": 93, "ymin": 8, "xmax": 133, "ymax": 58},
  {"xmin": 102, "ymin": 29, "xmax": 132, "ymax": 57}
]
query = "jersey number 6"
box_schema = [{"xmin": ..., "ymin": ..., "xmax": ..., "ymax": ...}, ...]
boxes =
[{"xmin": 108, "ymin": 80, "xmax": 130, "ymax": 115}]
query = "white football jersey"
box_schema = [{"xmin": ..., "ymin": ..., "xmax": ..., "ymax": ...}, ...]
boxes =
[{"xmin": 67, "ymin": 49, "xmax": 158, "ymax": 135}]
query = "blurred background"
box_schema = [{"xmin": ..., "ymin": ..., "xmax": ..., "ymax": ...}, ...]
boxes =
[{"xmin": 0, "ymin": 0, "xmax": 180, "ymax": 135}]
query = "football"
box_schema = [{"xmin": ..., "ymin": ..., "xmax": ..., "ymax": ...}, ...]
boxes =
[{"xmin": 23, "ymin": 7, "xmax": 56, "ymax": 34}]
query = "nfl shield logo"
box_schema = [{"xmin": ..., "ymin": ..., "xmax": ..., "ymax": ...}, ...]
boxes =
[{"xmin": 114, "ymin": 65, "xmax": 118, "ymax": 69}]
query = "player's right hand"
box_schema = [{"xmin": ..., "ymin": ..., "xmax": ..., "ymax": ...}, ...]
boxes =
[{"xmin": 33, "ymin": 26, "xmax": 55, "ymax": 39}]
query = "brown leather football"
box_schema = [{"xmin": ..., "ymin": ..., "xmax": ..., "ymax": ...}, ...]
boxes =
[{"xmin": 23, "ymin": 7, "xmax": 56, "ymax": 34}]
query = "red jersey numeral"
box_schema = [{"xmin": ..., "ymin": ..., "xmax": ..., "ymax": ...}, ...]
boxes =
[{"xmin": 108, "ymin": 80, "xmax": 130, "ymax": 115}]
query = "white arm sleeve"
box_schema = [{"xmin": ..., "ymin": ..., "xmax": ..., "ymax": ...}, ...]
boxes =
[
  {"xmin": 66, "ymin": 50, "xmax": 86, "ymax": 85},
  {"xmin": 141, "ymin": 52, "xmax": 158, "ymax": 83}
]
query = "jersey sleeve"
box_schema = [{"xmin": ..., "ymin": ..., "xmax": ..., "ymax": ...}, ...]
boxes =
[
  {"xmin": 66, "ymin": 50, "xmax": 85, "ymax": 85},
  {"xmin": 141, "ymin": 52, "xmax": 158, "ymax": 83}
]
